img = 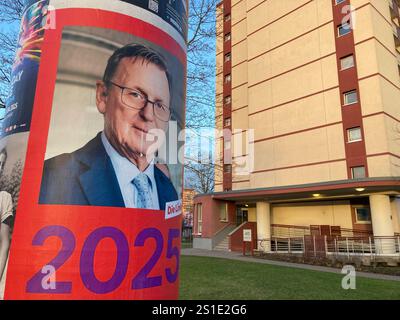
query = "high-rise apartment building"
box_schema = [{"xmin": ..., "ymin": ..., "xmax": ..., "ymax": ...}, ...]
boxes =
[{"xmin": 193, "ymin": 0, "xmax": 400, "ymax": 257}]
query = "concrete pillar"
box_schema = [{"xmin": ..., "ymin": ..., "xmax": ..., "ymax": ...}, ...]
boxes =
[
  {"xmin": 369, "ymin": 194, "xmax": 395, "ymax": 255},
  {"xmin": 391, "ymin": 197, "xmax": 400, "ymax": 234},
  {"xmin": 256, "ymin": 202, "xmax": 271, "ymax": 252}
]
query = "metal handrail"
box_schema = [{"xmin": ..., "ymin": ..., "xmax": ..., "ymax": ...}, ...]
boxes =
[
  {"xmin": 256, "ymin": 236, "xmax": 400, "ymax": 258},
  {"xmin": 271, "ymin": 224, "xmax": 373, "ymax": 239},
  {"xmin": 228, "ymin": 221, "xmax": 248, "ymax": 236}
]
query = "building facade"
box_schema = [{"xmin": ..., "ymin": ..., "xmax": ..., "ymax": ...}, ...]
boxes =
[
  {"xmin": 194, "ymin": 0, "xmax": 400, "ymax": 258},
  {"xmin": 182, "ymin": 188, "xmax": 196, "ymax": 239}
]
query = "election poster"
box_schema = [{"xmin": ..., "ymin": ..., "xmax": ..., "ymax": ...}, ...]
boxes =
[{"xmin": 0, "ymin": 0, "xmax": 187, "ymax": 300}]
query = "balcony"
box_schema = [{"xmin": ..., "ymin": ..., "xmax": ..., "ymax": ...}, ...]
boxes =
[
  {"xmin": 393, "ymin": 24, "xmax": 400, "ymax": 47},
  {"xmin": 397, "ymin": 53, "xmax": 400, "ymax": 75},
  {"xmin": 389, "ymin": 0, "xmax": 400, "ymax": 20}
]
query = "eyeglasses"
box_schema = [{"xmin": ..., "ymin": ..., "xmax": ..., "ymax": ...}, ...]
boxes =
[{"xmin": 108, "ymin": 81, "xmax": 171, "ymax": 122}]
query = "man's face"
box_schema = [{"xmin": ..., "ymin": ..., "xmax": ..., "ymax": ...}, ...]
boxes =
[{"xmin": 96, "ymin": 57, "xmax": 170, "ymax": 159}]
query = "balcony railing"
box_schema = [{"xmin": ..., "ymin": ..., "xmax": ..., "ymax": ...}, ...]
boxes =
[
  {"xmin": 389, "ymin": 0, "xmax": 400, "ymax": 20},
  {"xmin": 271, "ymin": 224, "xmax": 372, "ymax": 239},
  {"xmin": 393, "ymin": 24, "xmax": 400, "ymax": 47},
  {"xmin": 257, "ymin": 235, "xmax": 400, "ymax": 259}
]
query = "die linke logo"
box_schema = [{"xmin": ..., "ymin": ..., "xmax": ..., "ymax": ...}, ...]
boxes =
[{"xmin": 165, "ymin": 200, "xmax": 182, "ymax": 220}]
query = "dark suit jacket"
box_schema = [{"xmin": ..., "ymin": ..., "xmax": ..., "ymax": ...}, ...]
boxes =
[{"xmin": 39, "ymin": 132, "xmax": 179, "ymax": 210}]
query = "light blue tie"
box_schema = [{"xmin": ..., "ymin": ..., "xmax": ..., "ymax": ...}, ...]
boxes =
[{"xmin": 132, "ymin": 173, "xmax": 154, "ymax": 209}]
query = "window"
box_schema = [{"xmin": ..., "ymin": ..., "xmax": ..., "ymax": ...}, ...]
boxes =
[
  {"xmin": 224, "ymin": 164, "xmax": 232, "ymax": 173},
  {"xmin": 344, "ymin": 90, "xmax": 358, "ymax": 105},
  {"xmin": 197, "ymin": 204, "xmax": 203, "ymax": 234},
  {"xmin": 219, "ymin": 203, "xmax": 228, "ymax": 221},
  {"xmin": 224, "ymin": 117, "xmax": 231, "ymax": 127},
  {"xmin": 335, "ymin": 0, "xmax": 345, "ymax": 4},
  {"xmin": 224, "ymin": 53, "xmax": 231, "ymax": 62},
  {"xmin": 338, "ymin": 21, "xmax": 351, "ymax": 37},
  {"xmin": 224, "ymin": 14, "xmax": 231, "ymax": 22},
  {"xmin": 351, "ymin": 166, "xmax": 366, "ymax": 179},
  {"xmin": 340, "ymin": 55, "xmax": 354, "ymax": 70},
  {"xmin": 224, "ymin": 33, "xmax": 231, "ymax": 42},
  {"xmin": 355, "ymin": 207, "xmax": 371, "ymax": 224},
  {"xmin": 347, "ymin": 127, "xmax": 362, "ymax": 142},
  {"xmin": 224, "ymin": 96, "xmax": 231, "ymax": 105},
  {"xmin": 224, "ymin": 74, "xmax": 231, "ymax": 84}
]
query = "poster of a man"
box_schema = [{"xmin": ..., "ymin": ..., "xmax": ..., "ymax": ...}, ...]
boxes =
[
  {"xmin": 1, "ymin": 1, "xmax": 187, "ymax": 300},
  {"xmin": 39, "ymin": 43, "xmax": 180, "ymax": 210},
  {"xmin": 0, "ymin": 148, "xmax": 13, "ymax": 282},
  {"xmin": 0, "ymin": 132, "xmax": 29, "ymax": 298}
]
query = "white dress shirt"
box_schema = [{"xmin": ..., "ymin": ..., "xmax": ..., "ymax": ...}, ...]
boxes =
[
  {"xmin": 0, "ymin": 191, "xmax": 13, "ymax": 224},
  {"xmin": 101, "ymin": 132, "xmax": 160, "ymax": 209}
]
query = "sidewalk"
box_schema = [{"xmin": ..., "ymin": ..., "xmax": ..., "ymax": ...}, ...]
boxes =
[{"xmin": 181, "ymin": 248, "xmax": 400, "ymax": 282}]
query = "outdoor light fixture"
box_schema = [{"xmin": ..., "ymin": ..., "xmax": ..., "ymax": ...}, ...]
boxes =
[
  {"xmin": 355, "ymin": 187, "xmax": 365, "ymax": 192},
  {"xmin": 312, "ymin": 194, "xmax": 321, "ymax": 197},
  {"xmin": 245, "ymin": 204, "xmax": 249, "ymax": 207}
]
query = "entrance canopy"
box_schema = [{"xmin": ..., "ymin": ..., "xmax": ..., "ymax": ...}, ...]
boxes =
[{"xmin": 208, "ymin": 178, "xmax": 400, "ymax": 203}]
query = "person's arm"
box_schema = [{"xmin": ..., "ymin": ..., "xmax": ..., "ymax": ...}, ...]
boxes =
[{"xmin": 0, "ymin": 222, "xmax": 11, "ymax": 281}]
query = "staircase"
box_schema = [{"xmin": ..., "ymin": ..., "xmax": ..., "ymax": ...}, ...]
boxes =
[
  {"xmin": 212, "ymin": 224, "xmax": 237, "ymax": 251},
  {"xmin": 214, "ymin": 236, "xmax": 230, "ymax": 251}
]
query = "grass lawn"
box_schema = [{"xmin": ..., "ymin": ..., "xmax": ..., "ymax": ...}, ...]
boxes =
[{"xmin": 179, "ymin": 256, "xmax": 400, "ymax": 300}]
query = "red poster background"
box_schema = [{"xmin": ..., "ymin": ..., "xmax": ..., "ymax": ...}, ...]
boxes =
[{"xmin": 4, "ymin": 8, "xmax": 186, "ymax": 300}]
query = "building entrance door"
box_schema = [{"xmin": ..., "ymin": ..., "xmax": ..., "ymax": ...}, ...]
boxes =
[
  {"xmin": 236, "ymin": 208, "xmax": 248, "ymax": 226},
  {"xmin": 242, "ymin": 210, "xmax": 248, "ymax": 222}
]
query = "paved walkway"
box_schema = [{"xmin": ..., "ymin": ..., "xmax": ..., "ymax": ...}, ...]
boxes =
[{"xmin": 181, "ymin": 248, "xmax": 400, "ymax": 282}]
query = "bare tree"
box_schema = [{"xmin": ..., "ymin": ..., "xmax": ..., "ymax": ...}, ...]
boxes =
[
  {"xmin": 0, "ymin": 0, "xmax": 24, "ymax": 106},
  {"xmin": 0, "ymin": 0, "xmax": 24, "ymax": 22},
  {"xmin": 185, "ymin": 161, "xmax": 217, "ymax": 194},
  {"xmin": 186, "ymin": 0, "xmax": 219, "ymax": 129},
  {"xmin": 184, "ymin": 0, "xmax": 221, "ymax": 193}
]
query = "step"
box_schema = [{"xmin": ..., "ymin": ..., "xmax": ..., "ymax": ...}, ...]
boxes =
[
  {"xmin": 215, "ymin": 241, "xmax": 228, "ymax": 247},
  {"xmin": 213, "ymin": 238, "xmax": 230, "ymax": 251},
  {"xmin": 214, "ymin": 246, "xmax": 229, "ymax": 251}
]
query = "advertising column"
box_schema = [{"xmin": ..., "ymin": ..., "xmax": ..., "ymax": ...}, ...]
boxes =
[{"xmin": 0, "ymin": 0, "xmax": 187, "ymax": 300}]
